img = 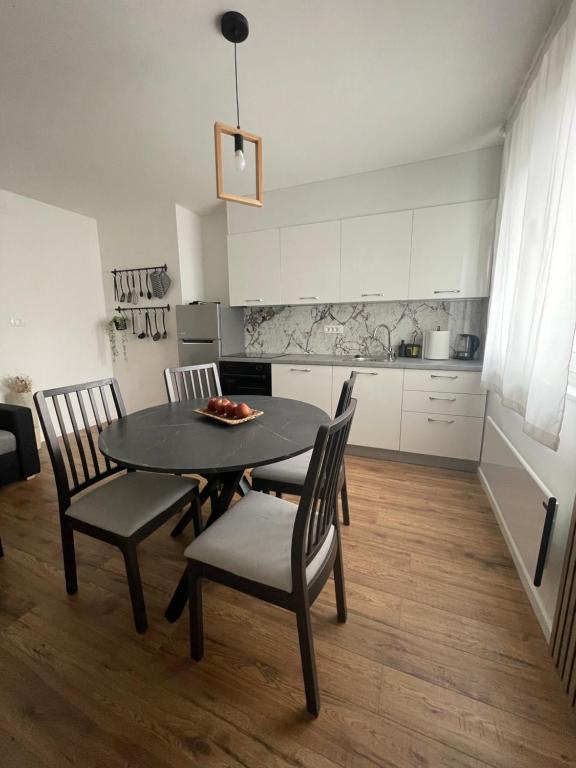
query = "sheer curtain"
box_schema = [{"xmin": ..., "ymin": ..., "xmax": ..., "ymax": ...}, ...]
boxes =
[{"xmin": 482, "ymin": 0, "xmax": 576, "ymax": 451}]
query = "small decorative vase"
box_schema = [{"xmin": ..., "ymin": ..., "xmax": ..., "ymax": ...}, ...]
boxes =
[{"xmin": 4, "ymin": 391, "xmax": 43, "ymax": 449}]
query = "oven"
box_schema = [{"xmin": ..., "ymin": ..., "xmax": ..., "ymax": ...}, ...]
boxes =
[{"xmin": 218, "ymin": 360, "xmax": 272, "ymax": 397}]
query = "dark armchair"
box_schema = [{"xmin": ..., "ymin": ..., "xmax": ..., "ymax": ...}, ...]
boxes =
[{"xmin": 0, "ymin": 403, "xmax": 40, "ymax": 488}]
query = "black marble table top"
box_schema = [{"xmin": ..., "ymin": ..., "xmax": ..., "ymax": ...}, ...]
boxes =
[{"xmin": 98, "ymin": 395, "xmax": 330, "ymax": 475}]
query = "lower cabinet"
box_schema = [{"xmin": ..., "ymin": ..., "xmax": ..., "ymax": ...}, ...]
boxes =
[
  {"xmin": 401, "ymin": 369, "xmax": 486, "ymax": 460},
  {"xmin": 332, "ymin": 366, "xmax": 404, "ymax": 450},
  {"xmin": 271, "ymin": 364, "xmax": 333, "ymax": 414}
]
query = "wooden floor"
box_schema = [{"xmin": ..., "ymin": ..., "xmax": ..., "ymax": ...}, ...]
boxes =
[{"xmin": 1, "ymin": 450, "xmax": 575, "ymax": 767}]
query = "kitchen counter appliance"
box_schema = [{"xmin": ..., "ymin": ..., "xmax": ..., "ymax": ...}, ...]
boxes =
[
  {"xmin": 219, "ymin": 360, "xmax": 272, "ymax": 396},
  {"xmin": 455, "ymin": 333, "xmax": 480, "ymax": 360}
]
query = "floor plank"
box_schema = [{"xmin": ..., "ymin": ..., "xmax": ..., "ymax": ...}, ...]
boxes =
[{"xmin": 1, "ymin": 449, "xmax": 575, "ymax": 767}]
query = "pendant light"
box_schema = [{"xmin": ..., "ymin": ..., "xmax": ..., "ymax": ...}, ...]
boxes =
[{"xmin": 214, "ymin": 11, "xmax": 263, "ymax": 207}]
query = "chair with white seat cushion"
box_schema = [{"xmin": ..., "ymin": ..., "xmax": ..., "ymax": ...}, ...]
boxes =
[
  {"xmin": 184, "ymin": 399, "xmax": 357, "ymax": 717},
  {"xmin": 251, "ymin": 372, "xmax": 356, "ymax": 525},
  {"xmin": 35, "ymin": 378, "xmax": 201, "ymax": 634}
]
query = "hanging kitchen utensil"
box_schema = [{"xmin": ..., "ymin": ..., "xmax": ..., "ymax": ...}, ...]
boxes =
[
  {"xmin": 137, "ymin": 310, "xmax": 146, "ymax": 339},
  {"xmin": 126, "ymin": 272, "xmax": 133, "ymax": 303},
  {"xmin": 131, "ymin": 271, "xmax": 138, "ymax": 304},
  {"xmin": 138, "ymin": 270, "xmax": 143, "ymax": 298},
  {"xmin": 119, "ymin": 274, "xmax": 126, "ymax": 303},
  {"xmin": 113, "ymin": 272, "xmax": 119, "ymax": 302},
  {"xmin": 161, "ymin": 307, "xmax": 168, "ymax": 339},
  {"xmin": 145, "ymin": 270, "xmax": 152, "ymax": 300},
  {"xmin": 152, "ymin": 309, "xmax": 161, "ymax": 341},
  {"xmin": 150, "ymin": 267, "xmax": 171, "ymax": 299},
  {"xmin": 145, "ymin": 310, "xmax": 152, "ymax": 338}
]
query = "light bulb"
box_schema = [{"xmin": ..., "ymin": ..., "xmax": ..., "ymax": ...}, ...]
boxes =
[{"xmin": 235, "ymin": 148, "xmax": 246, "ymax": 172}]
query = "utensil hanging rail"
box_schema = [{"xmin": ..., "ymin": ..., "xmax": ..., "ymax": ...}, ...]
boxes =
[
  {"xmin": 111, "ymin": 264, "xmax": 167, "ymax": 274},
  {"xmin": 115, "ymin": 305, "xmax": 170, "ymax": 312}
]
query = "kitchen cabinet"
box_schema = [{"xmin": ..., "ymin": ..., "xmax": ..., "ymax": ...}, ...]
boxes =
[
  {"xmin": 408, "ymin": 200, "xmax": 496, "ymax": 300},
  {"xmin": 332, "ymin": 366, "xmax": 404, "ymax": 450},
  {"xmin": 401, "ymin": 368, "xmax": 486, "ymax": 460},
  {"xmin": 280, "ymin": 221, "xmax": 340, "ymax": 305},
  {"xmin": 272, "ymin": 364, "xmax": 333, "ymax": 414},
  {"xmin": 340, "ymin": 211, "xmax": 412, "ymax": 302},
  {"xmin": 228, "ymin": 229, "xmax": 281, "ymax": 307}
]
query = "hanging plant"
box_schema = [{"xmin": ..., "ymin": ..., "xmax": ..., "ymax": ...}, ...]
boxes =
[{"xmin": 107, "ymin": 315, "xmax": 128, "ymax": 361}]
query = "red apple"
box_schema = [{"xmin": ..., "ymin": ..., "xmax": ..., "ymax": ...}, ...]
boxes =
[
  {"xmin": 236, "ymin": 403, "xmax": 252, "ymax": 419},
  {"xmin": 225, "ymin": 401, "xmax": 238, "ymax": 418},
  {"xmin": 215, "ymin": 398, "xmax": 230, "ymax": 414},
  {"xmin": 207, "ymin": 397, "xmax": 218, "ymax": 412}
]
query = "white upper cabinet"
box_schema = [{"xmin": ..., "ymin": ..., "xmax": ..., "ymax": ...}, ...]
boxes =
[
  {"xmin": 228, "ymin": 229, "xmax": 282, "ymax": 307},
  {"xmin": 280, "ymin": 221, "xmax": 340, "ymax": 305},
  {"xmin": 340, "ymin": 211, "xmax": 412, "ymax": 302},
  {"xmin": 408, "ymin": 200, "xmax": 496, "ymax": 300}
]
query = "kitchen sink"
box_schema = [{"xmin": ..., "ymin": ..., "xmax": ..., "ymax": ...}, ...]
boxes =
[{"xmin": 348, "ymin": 355, "xmax": 394, "ymax": 363}]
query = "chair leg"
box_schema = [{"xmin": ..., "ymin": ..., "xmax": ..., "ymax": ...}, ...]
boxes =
[
  {"xmin": 276, "ymin": 491, "xmax": 283, "ymax": 499},
  {"xmin": 170, "ymin": 504, "xmax": 197, "ymax": 538},
  {"xmin": 295, "ymin": 601, "xmax": 320, "ymax": 717},
  {"xmin": 122, "ymin": 544, "xmax": 148, "ymax": 634},
  {"xmin": 188, "ymin": 563, "xmax": 204, "ymax": 661},
  {"xmin": 0, "ymin": 537, "xmax": 3, "ymax": 557},
  {"xmin": 191, "ymin": 493, "xmax": 203, "ymax": 538},
  {"xmin": 61, "ymin": 521, "xmax": 78, "ymax": 595},
  {"xmin": 334, "ymin": 536, "xmax": 347, "ymax": 623},
  {"xmin": 340, "ymin": 475, "xmax": 350, "ymax": 527}
]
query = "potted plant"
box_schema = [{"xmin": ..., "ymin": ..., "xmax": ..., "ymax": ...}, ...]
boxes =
[
  {"xmin": 106, "ymin": 315, "xmax": 128, "ymax": 361},
  {"xmin": 2, "ymin": 374, "xmax": 42, "ymax": 448}
]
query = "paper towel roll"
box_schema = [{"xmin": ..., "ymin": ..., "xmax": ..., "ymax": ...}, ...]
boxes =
[{"xmin": 423, "ymin": 330, "xmax": 450, "ymax": 360}]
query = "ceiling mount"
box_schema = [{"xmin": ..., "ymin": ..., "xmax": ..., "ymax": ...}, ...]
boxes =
[{"xmin": 220, "ymin": 11, "xmax": 249, "ymax": 44}]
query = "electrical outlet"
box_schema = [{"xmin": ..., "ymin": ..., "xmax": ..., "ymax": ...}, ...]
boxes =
[{"xmin": 324, "ymin": 325, "xmax": 344, "ymax": 334}]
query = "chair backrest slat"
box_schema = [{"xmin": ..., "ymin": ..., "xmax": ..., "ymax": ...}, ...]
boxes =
[
  {"xmin": 291, "ymin": 399, "xmax": 357, "ymax": 592},
  {"xmin": 64, "ymin": 392, "xmax": 89, "ymax": 484},
  {"xmin": 35, "ymin": 378, "xmax": 126, "ymax": 512},
  {"xmin": 76, "ymin": 389, "xmax": 101, "ymax": 476},
  {"xmin": 164, "ymin": 363, "xmax": 222, "ymax": 403}
]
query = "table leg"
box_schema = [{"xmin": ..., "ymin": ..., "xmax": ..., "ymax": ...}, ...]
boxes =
[{"xmin": 164, "ymin": 469, "xmax": 245, "ymax": 623}]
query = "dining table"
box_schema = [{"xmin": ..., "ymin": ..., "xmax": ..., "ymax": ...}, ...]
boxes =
[{"xmin": 98, "ymin": 394, "xmax": 330, "ymax": 621}]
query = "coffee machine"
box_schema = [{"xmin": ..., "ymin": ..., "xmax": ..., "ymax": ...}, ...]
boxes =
[{"xmin": 454, "ymin": 334, "xmax": 480, "ymax": 360}]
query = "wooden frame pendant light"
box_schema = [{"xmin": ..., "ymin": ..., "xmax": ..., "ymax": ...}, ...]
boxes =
[{"xmin": 215, "ymin": 11, "xmax": 263, "ymax": 208}]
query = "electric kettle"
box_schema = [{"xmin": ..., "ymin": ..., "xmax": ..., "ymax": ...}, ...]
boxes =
[{"xmin": 455, "ymin": 333, "xmax": 480, "ymax": 360}]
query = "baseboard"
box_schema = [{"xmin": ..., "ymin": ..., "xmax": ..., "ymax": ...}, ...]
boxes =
[
  {"xmin": 346, "ymin": 445, "xmax": 477, "ymax": 472},
  {"xmin": 478, "ymin": 466, "xmax": 552, "ymax": 639}
]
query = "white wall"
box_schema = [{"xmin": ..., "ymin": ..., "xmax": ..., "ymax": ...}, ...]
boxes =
[
  {"xmin": 176, "ymin": 204, "xmax": 205, "ymax": 304},
  {"xmin": 0, "ymin": 188, "xmax": 112, "ymax": 401},
  {"xmin": 228, "ymin": 146, "xmax": 503, "ymax": 234},
  {"xmin": 200, "ymin": 207, "xmax": 229, "ymax": 304},
  {"xmin": 97, "ymin": 202, "xmax": 183, "ymax": 413}
]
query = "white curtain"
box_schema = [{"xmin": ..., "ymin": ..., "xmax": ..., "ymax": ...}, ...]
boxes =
[{"xmin": 482, "ymin": 0, "xmax": 576, "ymax": 451}]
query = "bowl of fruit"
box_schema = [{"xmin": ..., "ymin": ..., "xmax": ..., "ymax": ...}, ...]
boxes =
[{"xmin": 194, "ymin": 398, "xmax": 263, "ymax": 425}]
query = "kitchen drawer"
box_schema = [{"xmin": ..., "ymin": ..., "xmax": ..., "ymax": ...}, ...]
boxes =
[
  {"xmin": 403, "ymin": 369, "xmax": 484, "ymax": 394},
  {"xmin": 402, "ymin": 390, "xmax": 486, "ymax": 417},
  {"xmin": 272, "ymin": 364, "xmax": 332, "ymax": 414},
  {"xmin": 400, "ymin": 411, "xmax": 484, "ymax": 460}
]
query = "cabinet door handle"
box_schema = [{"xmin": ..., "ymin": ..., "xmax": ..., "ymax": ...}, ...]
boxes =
[
  {"xmin": 430, "ymin": 374, "xmax": 458, "ymax": 379},
  {"xmin": 427, "ymin": 417, "xmax": 455, "ymax": 424},
  {"xmin": 298, "ymin": 296, "xmax": 320, "ymax": 300},
  {"xmin": 361, "ymin": 293, "xmax": 384, "ymax": 297},
  {"xmin": 353, "ymin": 371, "xmax": 378, "ymax": 376},
  {"xmin": 428, "ymin": 396, "xmax": 457, "ymax": 402},
  {"xmin": 433, "ymin": 290, "xmax": 461, "ymax": 294},
  {"xmin": 245, "ymin": 298, "xmax": 263, "ymax": 302},
  {"xmin": 289, "ymin": 368, "xmax": 311, "ymax": 372}
]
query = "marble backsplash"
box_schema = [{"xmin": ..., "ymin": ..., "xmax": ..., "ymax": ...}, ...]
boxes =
[{"xmin": 244, "ymin": 299, "xmax": 488, "ymax": 358}]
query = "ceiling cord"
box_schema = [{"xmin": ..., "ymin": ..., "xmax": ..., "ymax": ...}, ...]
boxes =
[{"xmin": 234, "ymin": 41, "xmax": 240, "ymax": 129}]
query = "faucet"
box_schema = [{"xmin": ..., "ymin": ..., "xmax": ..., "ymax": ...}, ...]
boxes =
[{"xmin": 371, "ymin": 324, "xmax": 396, "ymax": 362}]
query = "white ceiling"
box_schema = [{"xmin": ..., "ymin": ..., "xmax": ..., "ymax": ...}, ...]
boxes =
[{"xmin": 0, "ymin": 0, "xmax": 560, "ymax": 217}]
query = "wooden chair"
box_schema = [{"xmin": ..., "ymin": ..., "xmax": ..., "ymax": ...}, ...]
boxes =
[
  {"xmin": 183, "ymin": 398, "xmax": 357, "ymax": 716},
  {"xmin": 164, "ymin": 362, "xmax": 249, "ymax": 536},
  {"xmin": 164, "ymin": 362, "xmax": 221, "ymax": 402},
  {"xmin": 251, "ymin": 372, "xmax": 356, "ymax": 525},
  {"xmin": 34, "ymin": 378, "xmax": 201, "ymax": 633}
]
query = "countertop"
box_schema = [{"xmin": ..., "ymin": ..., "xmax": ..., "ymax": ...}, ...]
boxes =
[{"xmin": 220, "ymin": 353, "xmax": 483, "ymax": 372}]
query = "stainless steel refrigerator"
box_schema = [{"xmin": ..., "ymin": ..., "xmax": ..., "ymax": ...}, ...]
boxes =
[{"xmin": 176, "ymin": 302, "xmax": 244, "ymax": 365}]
